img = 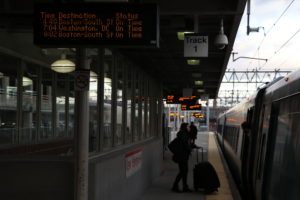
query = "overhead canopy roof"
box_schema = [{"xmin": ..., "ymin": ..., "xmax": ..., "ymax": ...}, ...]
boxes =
[
  {"xmin": 121, "ymin": 0, "xmax": 247, "ymax": 99},
  {"xmin": 0, "ymin": 0, "xmax": 247, "ymax": 99}
]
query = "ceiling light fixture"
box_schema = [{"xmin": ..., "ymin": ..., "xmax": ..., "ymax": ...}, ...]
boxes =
[
  {"xmin": 187, "ymin": 59, "xmax": 200, "ymax": 65},
  {"xmin": 194, "ymin": 80, "xmax": 203, "ymax": 86},
  {"xmin": 51, "ymin": 54, "xmax": 76, "ymax": 73},
  {"xmin": 214, "ymin": 19, "xmax": 228, "ymax": 49},
  {"xmin": 177, "ymin": 31, "xmax": 194, "ymax": 40},
  {"xmin": 197, "ymin": 89, "xmax": 205, "ymax": 93},
  {"xmin": 192, "ymin": 73, "xmax": 202, "ymax": 78}
]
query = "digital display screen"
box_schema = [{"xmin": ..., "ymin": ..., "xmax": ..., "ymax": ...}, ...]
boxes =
[
  {"xmin": 34, "ymin": 3, "xmax": 159, "ymax": 47},
  {"xmin": 181, "ymin": 104, "xmax": 202, "ymax": 110},
  {"xmin": 166, "ymin": 95, "xmax": 197, "ymax": 104}
]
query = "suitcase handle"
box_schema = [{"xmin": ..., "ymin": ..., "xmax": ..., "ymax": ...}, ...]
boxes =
[{"xmin": 196, "ymin": 146, "xmax": 204, "ymax": 163}]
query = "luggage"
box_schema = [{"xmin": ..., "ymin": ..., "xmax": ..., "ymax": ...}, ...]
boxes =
[{"xmin": 193, "ymin": 147, "xmax": 220, "ymax": 193}]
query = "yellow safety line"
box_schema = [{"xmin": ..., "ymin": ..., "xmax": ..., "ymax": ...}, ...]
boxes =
[{"xmin": 206, "ymin": 132, "xmax": 234, "ymax": 200}]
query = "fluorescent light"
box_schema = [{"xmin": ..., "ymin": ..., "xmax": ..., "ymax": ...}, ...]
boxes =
[
  {"xmin": 177, "ymin": 31, "xmax": 194, "ymax": 40},
  {"xmin": 192, "ymin": 73, "xmax": 202, "ymax": 78},
  {"xmin": 51, "ymin": 54, "xmax": 75, "ymax": 73},
  {"xmin": 194, "ymin": 80, "xmax": 203, "ymax": 86},
  {"xmin": 197, "ymin": 89, "xmax": 205, "ymax": 93},
  {"xmin": 187, "ymin": 59, "xmax": 200, "ymax": 65}
]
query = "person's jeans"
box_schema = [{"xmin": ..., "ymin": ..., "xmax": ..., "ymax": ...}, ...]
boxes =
[{"xmin": 173, "ymin": 161, "xmax": 189, "ymax": 189}]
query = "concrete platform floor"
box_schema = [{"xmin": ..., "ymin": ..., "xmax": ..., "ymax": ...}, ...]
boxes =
[{"xmin": 140, "ymin": 131, "xmax": 240, "ymax": 200}]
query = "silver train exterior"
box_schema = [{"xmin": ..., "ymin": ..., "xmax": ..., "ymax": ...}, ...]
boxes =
[{"xmin": 217, "ymin": 69, "xmax": 300, "ymax": 200}]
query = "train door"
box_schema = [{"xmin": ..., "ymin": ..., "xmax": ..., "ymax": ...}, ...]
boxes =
[
  {"xmin": 240, "ymin": 107, "xmax": 254, "ymax": 197},
  {"xmin": 254, "ymin": 103, "xmax": 268, "ymax": 200},
  {"xmin": 262, "ymin": 96, "xmax": 300, "ymax": 200}
]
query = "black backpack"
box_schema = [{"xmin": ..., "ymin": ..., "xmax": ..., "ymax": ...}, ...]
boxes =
[{"xmin": 168, "ymin": 137, "xmax": 181, "ymax": 154}]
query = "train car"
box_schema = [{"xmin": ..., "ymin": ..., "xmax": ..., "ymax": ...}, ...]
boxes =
[{"xmin": 217, "ymin": 70, "xmax": 300, "ymax": 200}]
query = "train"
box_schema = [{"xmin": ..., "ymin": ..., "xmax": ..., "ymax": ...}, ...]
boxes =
[{"xmin": 216, "ymin": 69, "xmax": 300, "ymax": 200}]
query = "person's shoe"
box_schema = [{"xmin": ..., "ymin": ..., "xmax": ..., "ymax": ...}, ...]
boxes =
[
  {"xmin": 182, "ymin": 188, "xmax": 193, "ymax": 192},
  {"xmin": 171, "ymin": 187, "xmax": 182, "ymax": 193}
]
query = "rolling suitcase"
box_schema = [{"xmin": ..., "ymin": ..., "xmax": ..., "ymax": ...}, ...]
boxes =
[{"xmin": 193, "ymin": 147, "xmax": 220, "ymax": 193}]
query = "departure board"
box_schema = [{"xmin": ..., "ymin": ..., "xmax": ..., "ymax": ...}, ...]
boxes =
[
  {"xmin": 34, "ymin": 3, "xmax": 159, "ymax": 47},
  {"xmin": 181, "ymin": 104, "xmax": 202, "ymax": 110},
  {"xmin": 166, "ymin": 95, "xmax": 197, "ymax": 104}
]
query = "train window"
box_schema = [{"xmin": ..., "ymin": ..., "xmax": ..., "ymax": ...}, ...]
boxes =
[
  {"xmin": 264, "ymin": 96, "xmax": 300, "ymax": 199},
  {"xmin": 223, "ymin": 125, "xmax": 239, "ymax": 152},
  {"xmin": 0, "ymin": 54, "xmax": 18, "ymax": 146}
]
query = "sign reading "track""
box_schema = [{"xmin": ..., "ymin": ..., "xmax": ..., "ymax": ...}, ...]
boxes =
[{"xmin": 184, "ymin": 34, "xmax": 208, "ymax": 57}]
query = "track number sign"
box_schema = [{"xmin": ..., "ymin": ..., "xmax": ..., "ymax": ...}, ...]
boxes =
[{"xmin": 184, "ymin": 35, "xmax": 208, "ymax": 57}]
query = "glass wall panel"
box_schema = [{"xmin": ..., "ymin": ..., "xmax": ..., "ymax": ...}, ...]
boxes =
[
  {"xmin": 68, "ymin": 79, "xmax": 75, "ymax": 137},
  {"xmin": 141, "ymin": 75, "xmax": 145, "ymax": 139},
  {"xmin": 21, "ymin": 64, "xmax": 38, "ymax": 143},
  {"xmin": 89, "ymin": 67, "xmax": 98, "ymax": 152},
  {"xmin": 103, "ymin": 60, "xmax": 113, "ymax": 149},
  {"xmin": 56, "ymin": 73, "xmax": 68, "ymax": 138},
  {"xmin": 133, "ymin": 70, "xmax": 139, "ymax": 141},
  {"xmin": 126, "ymin": 64, "xmax": 132, "ymax": 143},
  {"xmin": 115, "ymin": 60, "xmax": 123, "ymax": 146},
  {"xmin": 0, "ymin": 55, "xmax": 18, "ymax": 145},
  {"xmin": 146, "ymin": 80, "xmax": 150, "ymax": 138},
  {"xmin": 40, "ymin": 68, "xmax": 53, "ymax": 140}
]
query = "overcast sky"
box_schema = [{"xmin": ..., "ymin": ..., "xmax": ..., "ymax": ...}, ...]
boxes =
[
  {"xmin": 227, "ymin": 0, "xmax": 300, "ymax": 72},
  {"xmin": 217, "ymin": 0, "xmax": 300, "ymax": 103}
]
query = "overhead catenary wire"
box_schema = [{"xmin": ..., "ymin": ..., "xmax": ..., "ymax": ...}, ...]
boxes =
[
  {"xmin": 260, "ymin": 28, "xmax": 300, "ymax": 70},
  {"xmin": 249, "ymin": 0, "xmax": 296, "ymax": 70}
]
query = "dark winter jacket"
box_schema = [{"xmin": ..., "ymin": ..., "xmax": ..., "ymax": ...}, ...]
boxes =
[
  {"xmin": 189, "ymin": 124, "xmax": 198, "ymax": 139},
  {"xmin": 173, "ymin": 130, "xmax": 192, "ymax": 162}
]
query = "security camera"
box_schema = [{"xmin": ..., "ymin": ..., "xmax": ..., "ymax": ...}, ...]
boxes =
[
  {"xmin": 214, "ymin": 19, "xmax": 228, "ymax": 50},
  {"xmin": 214, "ymin": 33, "xmax": 228, "ymax": 49}
]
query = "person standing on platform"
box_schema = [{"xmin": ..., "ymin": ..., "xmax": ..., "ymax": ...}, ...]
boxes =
[
  {"xmin": 171, "ymin": 123, "xmax": 198, "ymax": 193},
  {"xmin": 189, "ymin": 122, "xmax": 198, "ymax": 144}
]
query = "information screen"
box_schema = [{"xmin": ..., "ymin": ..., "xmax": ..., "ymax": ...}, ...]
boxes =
[
  {"xmin": 166, "ymin": 95, "xmax": 197, "ymax": 104},
  {"xmin": 34, "ymin": 3, "xmax": 159, "ymax": 47},
  {"xmin": 181, "ymin": 104, "xmax": 202, "ymax": 110}
]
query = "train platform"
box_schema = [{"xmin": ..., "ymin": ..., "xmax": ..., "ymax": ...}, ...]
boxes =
[{"xmin": 141, "ymin": 131, "xmax": 241, "ymax": 200}]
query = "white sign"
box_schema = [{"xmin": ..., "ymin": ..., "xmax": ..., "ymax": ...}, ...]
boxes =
[
  {"xmin": 125, "ymin": 149, "xmax": 142, "ymax": 178},
  {"xmin": 184, "ymin": 35, "xmax": 208, "ymax": 57}
]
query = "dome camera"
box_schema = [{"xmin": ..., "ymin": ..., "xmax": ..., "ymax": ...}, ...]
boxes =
[
  {"xmin": 215, "ymin": 18, "xmax": 228, "ymax": 50},
  {"xmin": 214, "ymin": 33, "xmax": 228, "ymax": 50}
]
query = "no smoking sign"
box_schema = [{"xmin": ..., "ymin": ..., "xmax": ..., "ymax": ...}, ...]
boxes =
[{"xmin": 74, "ymin": 70, "xmax": 90, "ymax": 91}]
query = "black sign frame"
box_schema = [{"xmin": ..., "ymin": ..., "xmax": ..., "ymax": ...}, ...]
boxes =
[{"xmin": 34, "ymin": 3, "xmax": 159, "ymax": 47}]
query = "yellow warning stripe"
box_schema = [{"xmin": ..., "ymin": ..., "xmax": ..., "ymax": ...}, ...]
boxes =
[{"xmin": 206, "ymin": 132, "xmax": 234, "ymax": 200}]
